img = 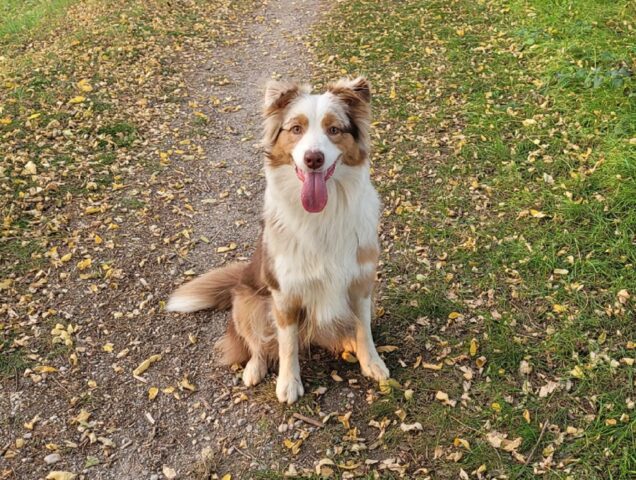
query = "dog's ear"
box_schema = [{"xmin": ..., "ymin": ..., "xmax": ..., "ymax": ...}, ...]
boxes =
[
  {"xmin": 328, "ymin": 77, "xmax": 372, "ymax": 156},
  {"xmin": 262, "ymin": 80, "xmax": 307, "ymax": 152},
  {"xmin": 327, "ymin": 77, "xmax": 371, "ymax": 105},
  {"xmin": 263, "ymin": 80, "xmax": 304, "ymax": 114}
]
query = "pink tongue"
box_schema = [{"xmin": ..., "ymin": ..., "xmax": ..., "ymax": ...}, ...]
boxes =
[{"xmin": 300, "ymin": 171, "xmax": 328, "ymax": 213}]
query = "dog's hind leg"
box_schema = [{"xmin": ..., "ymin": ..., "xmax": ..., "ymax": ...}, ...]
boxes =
[{"xmin": 232, "ymin": 286, "xmax": 273, "ymax": 387}]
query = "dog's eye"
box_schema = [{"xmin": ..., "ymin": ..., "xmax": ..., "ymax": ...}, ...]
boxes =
[
  {"xmin": 290, "ymin": 125, "xmax": 303, "ymax": 135},
  {"xmin": 328, "ymin": 126, "xmax": 341, "ymax": 135}
]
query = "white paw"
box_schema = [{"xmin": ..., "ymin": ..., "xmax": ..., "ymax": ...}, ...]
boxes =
[
  {"xmin": 360, "ymin": 355, "xmax": 390, "ymax": 382},
  {"xmin": 276, "ymin": 374, "xmax": 304, "ymax": 404},
  {"xmin": 242, "ymin": 357, "xmax": 267, "ymax": 387}
]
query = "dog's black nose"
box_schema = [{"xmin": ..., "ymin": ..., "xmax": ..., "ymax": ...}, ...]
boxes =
[{"xmin": 304, "ymin": 150, "xmax": 324, "ymax": 170}]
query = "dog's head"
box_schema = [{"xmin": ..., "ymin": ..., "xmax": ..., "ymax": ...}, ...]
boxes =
[{"xmin": 262, "ymin": 77, "xmax": 372, "ymax": 213}]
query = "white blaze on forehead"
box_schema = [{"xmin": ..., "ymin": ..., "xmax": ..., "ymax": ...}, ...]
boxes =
[{"xmin": 286, "ymin": 93, "xmax": 349, "ymax": 171}]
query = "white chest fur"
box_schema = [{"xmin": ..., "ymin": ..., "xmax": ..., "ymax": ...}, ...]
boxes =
[{"xmin": 263, "ymin": 163, "xmax": 379, "ymax": 326}]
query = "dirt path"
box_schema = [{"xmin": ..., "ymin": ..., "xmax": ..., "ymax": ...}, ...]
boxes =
[{"xmin": 3, "ymin": 1, "xmax": 341, "ymax": 479}]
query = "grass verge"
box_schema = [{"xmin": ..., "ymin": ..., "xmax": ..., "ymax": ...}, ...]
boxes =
[
  {"xmin": 317, "ymin": 0, "xmax": 635, "ymax": 477},
  {"xmin": 0, "ymin": 0, "xmax": 77, "ymax": 43}
]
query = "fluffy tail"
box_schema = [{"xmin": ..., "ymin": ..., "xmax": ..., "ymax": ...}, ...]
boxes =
[
  {"xmin": 166, "ymin": 263, "xmax": 245, "ymax": 313},
  {"xmin": 215, "ymin": 319, "xmax": 250, "ymax": 365}
]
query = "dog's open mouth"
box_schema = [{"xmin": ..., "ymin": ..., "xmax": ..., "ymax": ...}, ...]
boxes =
[{"xmin": 295, "ymin": 162, "xmax": 336, "ymax": 213}]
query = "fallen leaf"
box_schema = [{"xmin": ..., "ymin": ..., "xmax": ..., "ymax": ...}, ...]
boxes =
[
  {"xmin": 376, "ymin": 345, "xmax": 399, "ymax": 353},
  {"xmin": 77, "ymin": 79, "xmax": 93, "ymax": 92},
  {"xmin": 133, "ymin": 354, "xmax": 162, "ymax": 376},
  {"xmin": 180, "ymin": 376, "xmax": 196, "ymax": 391},
  {"xmin": 162, "ymin": 465, "xmax": 177, "ymax": 479},
  {"xmin": 422, "ymin": 362, "xmax": 443, "ymax": 370},
  {"xmin": 400, "ymin": 422, "xmax": 423, "ymax": 432},
  {"xmin": 46, "ymin": 472, "xmax": 76, "ymax": 480},
  {"xmin": 34, "ymin": 365, "xmax": 57, "ymax": 373},
  {"xmin": 283, "ymin": 438, "xmax": 303, "ymax": 455}
]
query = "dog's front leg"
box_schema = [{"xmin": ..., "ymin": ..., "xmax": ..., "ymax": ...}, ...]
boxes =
[
  {"xmin": 272, "ymin": 293, "xmax": 304, "ymax": 404},
  {"xmin": 352, "ymin": 295, "xmax": 390, "ymax": 381}
]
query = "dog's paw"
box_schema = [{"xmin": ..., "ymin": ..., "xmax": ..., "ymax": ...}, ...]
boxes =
[
  {"xmin": 360, "ymin": 355, "xmax": 390, "ymax": 382},
  {"xmin": 276, "ymin": 374, "xmax": 304, "ymax": 404},
  {"xmin": 242, "ymin": 357, "xmax": 267, "ymax": 387}
]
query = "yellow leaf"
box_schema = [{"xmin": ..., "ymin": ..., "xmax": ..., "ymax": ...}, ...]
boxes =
[
  {"xmin": 475, "ymin": 356, "xmax": 487, "ymax": 368},
  {"xmin": 470, "ymin": 338, "xmax": 479, "ymax": 356},
  {"xmin": 529, "ymin": 209, "xmax": 547, "ymax": 219},
  {"xmin": 553, "ymin": 304, "xmax": 567, "ymax": 313},
  {"xmin": 72, "ymin": 409, "xmax": 91, "ymax": 424},
  {"xmin": 435, "ymin": 391, "xmax": 449, "ymax": 402},
  {"xmin": 85, "ymin": 206, "xmax": 101, "ymax": 214},
  {"xmin": 378, "ymin": 378, "xmax": 401, "ymax": 394},
  {"xmin": 448, "ymin": 311, "xmax": 462, "ymax": 320},
  {"xmin": 180, "ymin": 376, "xmax": 196, "ymax": 391},
  {"xmin": 453, "ymin": 437, "xmax": 471, "ymax": 450},
  {"xmin": 389, "ymin": 84, "xmax": 396, "ymax": 100},
  {"xmin": 76, "ymin": 258, "xmax": 92, "ymax": 271},
  {"xmin": 60, "ymin": 253, "xmax": 73, "ymax": 263},
  {"xmin": 491, "ymin": 402, "xmax": 501, "ymax": 412},
  {"xmin": 570, "ymin": 365, "xmax": 585, "ymax": 379},
  {"xmin": 93, "ymin": 234, "xmax": 103, "ymax": 244},
  {"xmin": 0, "ymin": 117, "xmax": 12, "ymax": 125},
  {"xmin": 77, "ymin": 79, "xmax": 93, "ymax": 92},
  {"xmin": 69, "ymin": 96, "xmax": 86, "ymax": 104},
  {"xmin": 28, "ymin": 112, "xmax": 41, "ymax": 120},
  {"xmin": 46, "ymin": 472, "xmax": 76, "ymax": 480},
  {"xmin": 221, "ymin": 475, "xmax": 232, "ymax": 480},
  {"xmin": 283, "ymin": 438, "xmax": 303, "ymax": 455},
  {"xmin": 148, "ymin": 387, "xmax": 159, "ymax": 400},
  {"xmin": 422, "ymin": 362, "xmax": 443, "ymax": 370},
  {"xmin": 216, "ymin": 243, "xmax": 237, "ymax": 253},
  {"xmin": 376, "ymin": 345, "xmax": 398, "ymax": 353},
  {"xmin": 34, "ymin": 365, "xmax": 57, "ymax": 373},
  {"xmin": 523, "ymin": 409, "xmax": 531, "ymax": 424},
  {"xmin": 133, "ymin": 354, "xmax": 162, "ymax": 376},
  {"xmin": 24, "ymin": 414, "xmax": 40, "ymax": 430},
  {"xmin": 102, "ymin": 343, "xmax": 114, "ymax": 353}
]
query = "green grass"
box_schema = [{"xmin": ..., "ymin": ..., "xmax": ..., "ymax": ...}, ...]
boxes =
[
  {"xmin": 0, "ymin": 349, "xmax": 29, "ymax": 378},
  {"xmin": 318, "ymin": 0, "xmax": 635, "ymax": 477},
  {"xmin": 0, "ymin": 0, "xmax": 77, "ymax": 43}
]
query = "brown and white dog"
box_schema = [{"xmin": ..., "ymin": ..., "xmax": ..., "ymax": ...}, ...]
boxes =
[{"xmin": 167, "ymin": 77, "xmax": 389, "ymax": 403}]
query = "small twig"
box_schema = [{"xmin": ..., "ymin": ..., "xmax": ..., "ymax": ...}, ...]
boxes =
[
  {"xmin": 292, "ymin": 412, "xmax": 323, "ymax": 429},
  {"xmin": 449, "ymin": 415, "xmax": 483, "ymax": 435},
  {"xmin": 525, "ymin": 419, "xmax": 550, "ymax": 467},
  {"xmin": 232, "ymin": 445, "xmax": 255, "ymax": 461}
]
